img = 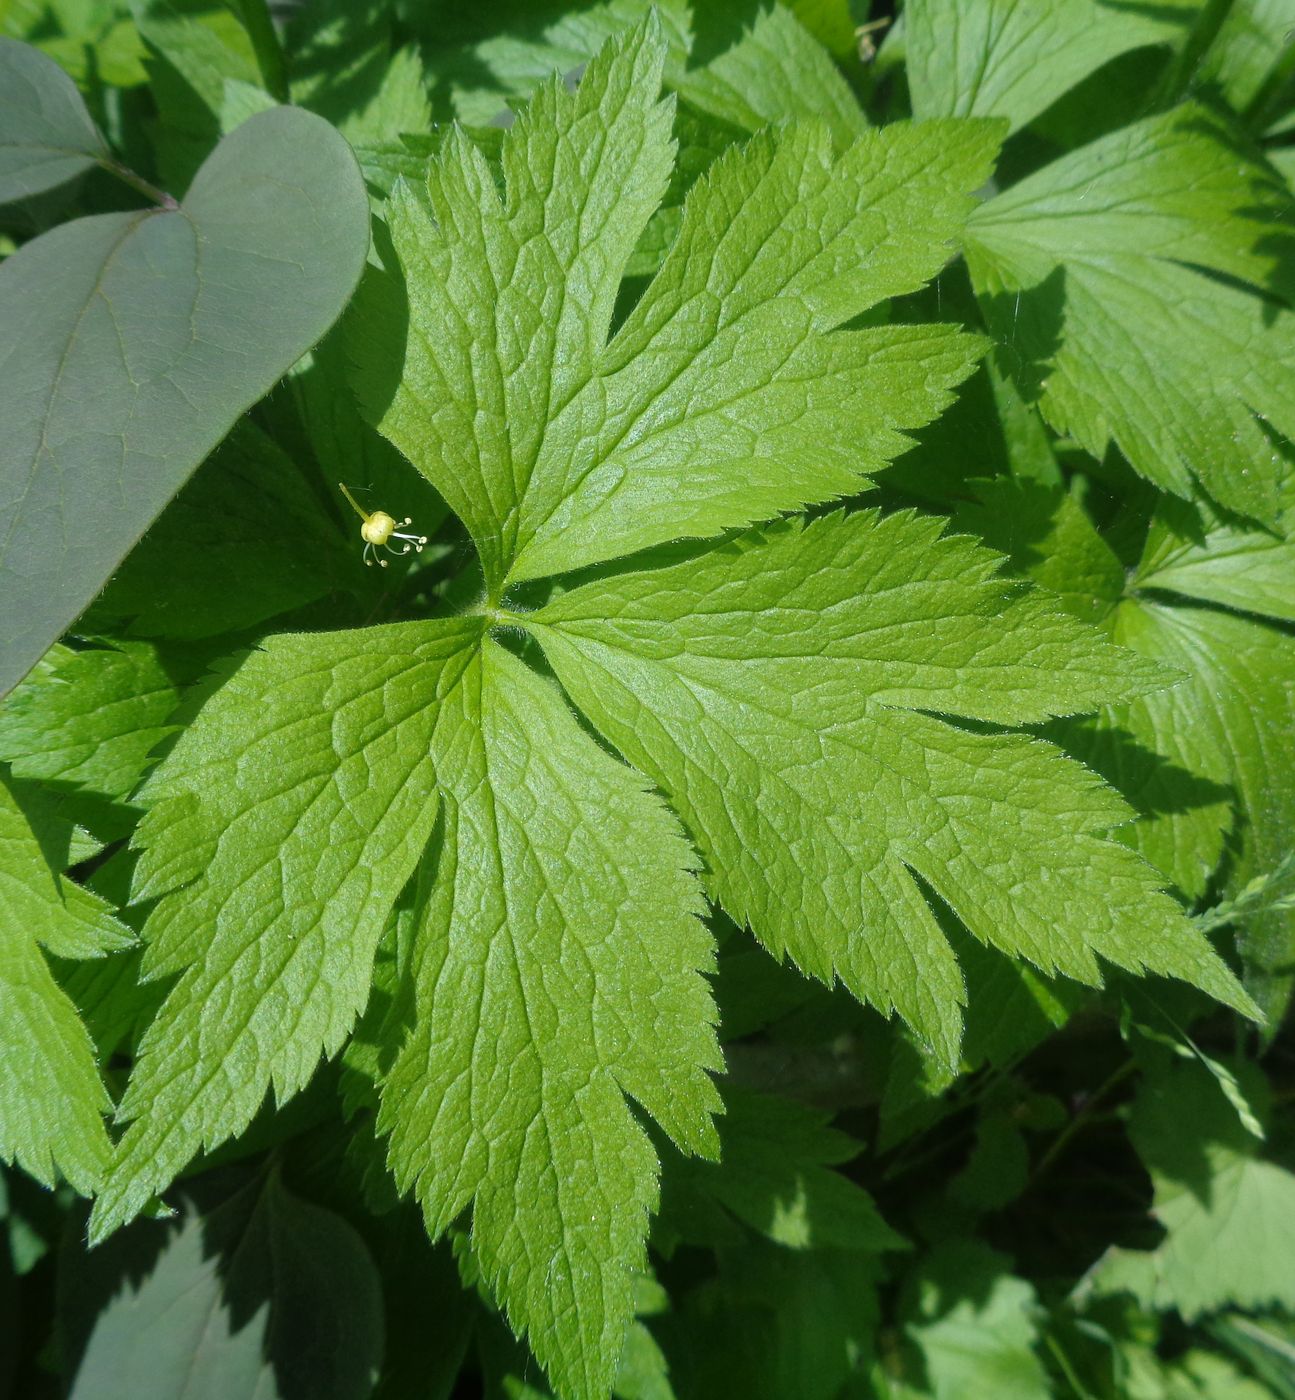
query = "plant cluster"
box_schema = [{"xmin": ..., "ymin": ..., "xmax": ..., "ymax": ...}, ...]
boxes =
[{"xmin": 1, "ymin": 2, "xmax": 1293, "ymax": 1398}]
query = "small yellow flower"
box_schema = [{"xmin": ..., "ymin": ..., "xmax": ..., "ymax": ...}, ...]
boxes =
[{"xmin": 339, "ymin": 483, "xmax": 428, "ymax": 567}]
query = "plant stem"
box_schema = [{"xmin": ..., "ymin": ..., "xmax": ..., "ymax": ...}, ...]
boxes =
[
  {"xmin": 99, "ymin": 159, "xmax": 178, "ymax": 209},
  {"xmin": 1029, "ymin": 1059, "xmax": 1137, "ymax": 1185}
]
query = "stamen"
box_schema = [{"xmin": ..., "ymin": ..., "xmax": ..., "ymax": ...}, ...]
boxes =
[{"xmin": 340, "ymin": 484, "xmax": 425, "ymax": 569}]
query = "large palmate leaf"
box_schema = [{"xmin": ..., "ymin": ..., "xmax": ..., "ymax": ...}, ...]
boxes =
[
  {"xmin": 965, "ymin": 105, "xmax": 1295, "ymax": 523},
  {"xmin": 91, "ymin": 616, "xmax": 722, "ymax": 1400},
  {"xmin": 97, "ymin": 23, "xmax": 1267, "ymax": 1398},
  {"xmin": 0, "ymin": 100, "xmax": 369, "ymax": 696}
]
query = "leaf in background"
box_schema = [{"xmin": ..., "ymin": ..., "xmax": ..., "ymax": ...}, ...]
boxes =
[
  {"xmin": 0, "ymin": 37, "xmax": 110, "ymax": 202},
  {"xmin": 905, "ymin": 0, "xmax": 1182, "ymax": 134},
  {"xmin": 955, "ymin": 478, "xmax": 1235, "ymax": 901},
  {"xmin": 900, "ymin": 1241, "xmax": 1051, "ymax": 1400},
  {"xmin": 966, "ymin": 105, "xmax": 1295, "ymax": 522},
  {"xmin": 0, "ymin": 640, "xmax": 179, "ymax": 803},
  {"xmin": 66, "ymin": 1173, "xmax": 383, "ymax": 1400},
  {"xmin": 128, "ymin": 0, "xmax": 262, "ymax": 186},
  {"xmin": 0, "ymin": 104, "xmax": 369, "ymax": 697},
  {"xmin": 87, "ymin": 623, "xmax": 460, "ymax": 1244},
  {"xmin": 378, "ymin": 634, "xmax": 721, "ymax": 1400},
  {"xmin": 0, "ymin": 769, "xmax": 127, "ymax": 1193},
  {"xmin": 86, "ymin": 421, "xmax": 350, "ymax": 641},
  {"xmin": 952, "ymin": 477, "xmax": 1293, "ymax": 1009},
  {"xmin": 284, "ymin": 323, "xmax": 449, "ymax": 554},
  {"xmin": 657, "ymin": 1245, "xmax": 883, "ymax": 1400},
  {"xmin": 1198, "ymin": 0, "xmax": 1295, "ymax": 121},
  {"xmin": 663, "ymin": 1086, "xmax": 905, "ymax": 1252},
  {"xmin": 1105, "ymin": 601, "xmax": 1295, "ymax": 1021},
  {"xmin": 1085, "ymin": 1061, "xmax": 1295, "ymax": 1319},
  {"xmin": 426, "ymin": 0, "xmax": 864, "ymax": 143},
  {"xmin": 1135, "ymin": 488, "xmax": 1295, "ymax": 626},
  {"xmin": 284, "ymin": 0, "xmax": 431, "ymax": 142},
  {"xmin": 531, "ymin": 509, "xmax": 1252, "ymax": 1067},
  {"xmin": 952, "ymin": 477, "xmax": 1127, "ymax": 626},
  {"xmin": 1053, "ymin": 494, "xmax": 1293, "ymax": 1014},
  {"xmin": 673, "ymin": 0, "xmax": 866, "ymax": 145},
  {"xmin": 350, "ymin": 20, "xmax": 996, "ymax": 592}
]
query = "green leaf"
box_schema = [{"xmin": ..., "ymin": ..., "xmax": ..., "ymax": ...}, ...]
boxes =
[
  {"xmin": 951, "ymin": 477, "xmax": 1127, "ymax": 627},
  {"xmin": 66, "ymin": 1173, "xmax": 383, "ymax": 1400},
  {"xmin": 87, "ymin": 622, "xmax": 463, "ymax": 1244},
  {"xmin": 378, "ymin": 634, "xmax": 721, "ymax": 1400},
  {"xmin": 1037, "ymin": 485, "xmax": 1294, "ymax": 1011},
  {"xmin": 905, "ymin": 0, "xmax": 1181, "ymax": 134},
  {"xmin": 671, "ymin": 0, "xmax": 866, "ymax": 146},
  {"xmin": 529, "ymin": 508, "xmax": 1255, "ymax": 1069},
  {"xmin": 427, "ymin": 0, "xmax": 688, "ymax": 126},
  {"xmin": 1136, "ymin": 490, "xmax": 1295, "ymax": 625},
  {"xmin": 283, "ymin": 0, "xmax": 431, "ymax": 143},
  {"xmin": 966, "ymin": 105, "xmax": 1295, "ymax": 521},
  {"xmin": 0, "ymin": 770, "xmax": 132, "ymax": 961},
  {"xmin": 0, "ymin": 36, "xmax": 109, "ymax": 201},
  {"xmin": 666, "ymin": 1085, "xmax": 905, "ymax": 1252},
  {"xmin": 1198, "ymin": 852, "xmax": 1295, "ymax": 937},
  {"xmin": 0, "ymin": 640, "xmax": 179, "ymax": 803},
  {"xmin": 128, "ymin": 0, "xmax": 262, "ymax": 186},
  {"xmin": 614, "ymin": 1321, "xmax": 676, "ymax": 1400},
  {"xmin": 0, "ymin": 104, "xmax": 369, "ymax": 697},
  {"xmin": 1199, "ymin": 0, "xmax": 1295, "ymax": 119},
  {"xmin": 657, "ymin": 1244, "xmax": 882, "ymax": 1400},
  {"xmin": 434, "ymin": 0, "xmax": 864, "ymax": 144},
  {"xmin": 350, "ymin": 20, "xmax": 998, "ymax": 593},
  {"xmin": 1103, "ymin": 599, "xmax": 1295, "ymax": 1019},
  {"xmin": 86, "ymin": 421, "xmax": 351, "ymax": 641},
  {"xmin": 953, "ymin": 480, "xmax": 1235, "ymax": 900},
  {"xmin": 900, "ymin": 1241, "xmax": 1051, "ymax": 1400},
  {"xmin": 1086, "ymin": 1061, "xmax": 1295, "ymax": 1319},
  {"xmin": 0, "ymin": 769, "xmax": 124, "ymax": 1192}
]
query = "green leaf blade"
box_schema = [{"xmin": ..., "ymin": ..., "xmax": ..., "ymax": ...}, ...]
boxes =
[
  {"xmin": 507, "ymin": 118, "xmax": 1001, "ymax": 583},
  {"xmin": 0, "ymin": 771, "xmax": 117, "ymax": 1193},
  {"xmin": 966, "ymin": 106, "xmax": 1295, "ymax": 523},
  {"xmin": 352, "ymin": 18, "xmax": 1001, "ymax": 592},
  {"xmin": 351, "ymin": 20, "xmax": 675, "ymax": 595},
  {"xmin": 87, "ymin": 621, "xmax": 473, "ymax": 1244},
  {"xmin": 0, "ymin": 641, "xmax": 179, "ymax": 804},
  {"xmin": 906, "ymin": 0, "xmax": 1181, "ymax": 135},
  {"xmin": 529, "ymin": 510, "xmax": 1257, "ymax": 1064},
  {"xmin": 1136, "ymin": 493, "xmax": 1295, "ymax": 626},
  {"xmin": 0, "ymin": 37, "xmax": 108, "ymax": 202},
  {"xmin": 379, "ymin": 638, "xmax": 721, "ymax": 1400}
]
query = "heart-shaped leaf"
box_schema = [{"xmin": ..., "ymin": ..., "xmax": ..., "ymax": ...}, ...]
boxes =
[
  {"xmin": 0, "ymin": 38, "xmax": 109, "ymax": 202},
  {"xmin": 0, "ymin": 104, "xmax": 369, "ymax": 694}
]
